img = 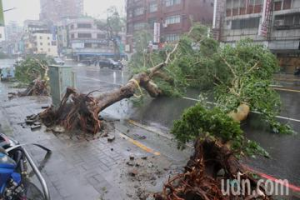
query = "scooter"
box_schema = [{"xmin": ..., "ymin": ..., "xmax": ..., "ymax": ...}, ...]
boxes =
[{"xmin": 0, "ymin": 133, "xmax": 51, "ymax": 200}]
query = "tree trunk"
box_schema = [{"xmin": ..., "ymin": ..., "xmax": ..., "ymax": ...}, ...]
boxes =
[
  {"xmin": 228, "ymin": 103, "xmax": 250, "ymax": 122},
  {"xmin": 39, "ymin": 70, "xmax": 163, "ymax": 133}
]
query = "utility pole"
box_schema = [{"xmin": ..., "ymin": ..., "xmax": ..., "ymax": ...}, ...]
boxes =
[{"xmin": 0, "ymin": 0, "xmax": 4, "ymax": 26}]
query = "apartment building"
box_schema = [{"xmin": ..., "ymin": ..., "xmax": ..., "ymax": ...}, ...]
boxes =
[
  {"xmin": 21, "ymin": 20, "xmax": 58, "ymax": 56},
  {"xmin": 126, "ymin": 0, "xmax": 214, "ymax": 51},
  {"xmin": 214, "ymin": 0, "xmax": 300, "ymax": 73},
  {"xmin": 32, "ymin": 33, "xmax": 58, "ymax": 56},
  {"xmin": 56, "ymin": 17, "xmax": 126, "ymax": 61},
  {"xmin": 3, "ymin": 21, "xmax": 23, "ymax": 55}
]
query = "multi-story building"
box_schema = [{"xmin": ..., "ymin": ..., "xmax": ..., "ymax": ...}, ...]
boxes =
[
  {"xmin": 56, "ymin": 17, "xmax": 126, "ymax": 61},
  {"xmin": 22, "ymin": 20, "xmax": 58, "ymax": 56},
  {"xmin": 126, "ymin": 0, "xmax": 214, "ymax": 51},
  {"xmin": 40, "ymin": 0, "xmax": 83, "ymax": 23},
  {"xmin": 3, "ymin": 21, "xmax": 23, "ymax": 55},
  {"xmin": 24, "ymin": 20, "xmax": 49, "ymax": 33},
  {"xmin": 32, "ymin": 32, "xmax": 58, "ymax": 56},
  {"xmin": 214, "ymin": 0, "xmax": 300, "ymax": 73}
]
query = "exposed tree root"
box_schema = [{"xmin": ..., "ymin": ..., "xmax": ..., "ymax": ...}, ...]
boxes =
[
  {"xmin": 39, "ymin": 72, "xmax": 163, "ymax": 134},
  {"xmin": 8, "ymin": 79, "xmax": 49, "ymax": 100},
  {"xmin": 155, "ymin": 138, "xmax": 272, "ymax": 200},
  {"xmin": 18, "ymin": 79, "xmax": 49, "ymax": 97},
  {"xmin": 38, "ymin": 38, "xmax": 182, "ymax": 134}
]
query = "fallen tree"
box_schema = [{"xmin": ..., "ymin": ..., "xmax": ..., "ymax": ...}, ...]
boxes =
[
  {"xmin": 39, "ymin": 24, "xmax": 293, "ymax": 137},
  {"xmin": 14, "ymin": 57, "xmax": 50, "ymax": 97},
  {"xmin": 39, "ymin": 43, "xmax": 178, "ymax": 133},
  {"xmin": 37, "ymin": 24, "xmax": 292, "ymax": 199}
]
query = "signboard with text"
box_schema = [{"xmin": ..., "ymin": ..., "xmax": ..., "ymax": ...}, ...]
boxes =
[
  {"xmin": 153, "ymin": 23, "xmax": 160, "ymax": 44},
  {"xmin": 259, "ymin": 0, "xmax": 271, "ymax": 37}
]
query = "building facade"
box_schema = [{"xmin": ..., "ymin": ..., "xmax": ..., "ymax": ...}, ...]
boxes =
[
  {"xmin": 40, "ymin": 0, "xmax": 83, "ymax": 23},
  {"xmin": 214, "ymin": 0, "xmax": 300, "ymax": 73},
  {"xmin": 3, "ymin": 21, "xmax": 23, "ymax": 55},
  {"xmin": 56, "ymin": 17, "xmax": 126, "ymax": 61},
  {"xmin": 32, "ymin": 33, "xmax": 58, "ymax": 56},
  {"xmin": 22, "ymin": 20, "xmax": 58, "ymax": 56},
  {"xmin": 126, "ymin": 0, "xmax": 214, "ymax": 51}
]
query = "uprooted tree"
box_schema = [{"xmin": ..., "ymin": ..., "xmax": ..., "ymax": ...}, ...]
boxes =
[
  {"xmin": 39, "ymin": 23, "xmax": 293, "ymax": 138},
  {"xmin": 14, "ymin": 57, "xmax": 51, "ymax": 96},
  {"xmin": 38, "ymin": 24, "xmax": 294, "ymax": 198}
]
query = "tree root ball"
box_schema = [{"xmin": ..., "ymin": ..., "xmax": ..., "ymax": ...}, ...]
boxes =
[
  {"xmin": 39, "ymin": 88, "xmax": 101, "ymax": 134},
  {"xmin": 155, "ymin": 138, "xmax": 272, "ymax": 200}
]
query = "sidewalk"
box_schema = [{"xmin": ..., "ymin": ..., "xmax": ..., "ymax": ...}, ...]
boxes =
[{"xmin": 0, "ymin": 82, "xmax": 190, "ymax": 200}]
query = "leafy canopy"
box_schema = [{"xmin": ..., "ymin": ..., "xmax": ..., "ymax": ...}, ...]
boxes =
[
  {"xmin": 172, "ymin": 103, "xmax": 269, "ymax": 157},
  {"xmin": 15, "ymin": 56, "xmax": 51, "ymax": 84}
]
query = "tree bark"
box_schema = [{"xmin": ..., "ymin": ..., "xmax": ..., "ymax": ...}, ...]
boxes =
[{"xmin": 228, "ymin": 103, "xmax": 250, "ymax": 122}]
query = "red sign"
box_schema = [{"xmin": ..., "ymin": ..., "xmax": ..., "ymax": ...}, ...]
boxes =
[{"xmin": 260, "ymin": 0, "xmax": 271, "ymax": 37}]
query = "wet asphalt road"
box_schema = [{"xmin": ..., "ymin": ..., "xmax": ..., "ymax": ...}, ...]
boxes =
[{"xmin": 72, "ymin": 63, "xmax": 300, "ymax": 188}]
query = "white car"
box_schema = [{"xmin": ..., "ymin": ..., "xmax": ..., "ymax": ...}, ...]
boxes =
[{"xmin": 54, "ymin": 57, "xmax": 65, "ymax": 65}]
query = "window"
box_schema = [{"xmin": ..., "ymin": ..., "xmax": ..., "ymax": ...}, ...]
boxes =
[
  {"xmin": 148, "ymin": 18, "xmax": 157, "ymax": 28},
  {"xmin": 97, "ymin": 34, "xmax": 106, "ymax": 39},
  {"xmin": 71, "ymin": 34, "xmax": 74, "ymax": 39},
  {"xmin": 48, "ymin": 49, "xmax": 51, "ymax": 52},
  {"xmin": 47, "ymin": 37, "xmax": 50, "ymax": 40},
  {"xmin": 149, "ymin": 2, "xmax": 158, "ymax": 12},
  {"xmin": 78, "ymin": 33, "xmax": 92, "ymax": 39},
  {"xmin": 273, "ymin": 0, "xmax": 291, "ymax": 11},
  {"xmin": 0, "ymin": 34, "xmax": 2, "ymax": 38},
  {"xmin": 283, "ymin": 0, "xmax": 291, "ymax": 9},
  {"xmin": 40, "ymin": 48, "xmax": 43, "ymax": 51},
  {"xmin": 134, "ymin": 7, "xmax": 144, "ymax": 16},
  {"xmin": 165, "ymin": 0, "xmax": 181, "ymax": 7},
  {"xmin": 40, "ymin": 42, "xmax": 43, "ymax": 45},
  {"xmin": 78, "ymin": 23, "xmax": 92, "ymax": 29},
  {"xmin": 165, "ymin": 34, "xmax": 180, "ymax": 42},
  {"xmin": 40, "ymin": 36, "xmax": 42, "ymax": 39},
  {"xmin": 133, "ymin": 22, "xmax": 146, "ymax": 30},
  {"xmin": 165, "ymin": 15, "xmax": 181, "ymax": 25},
  {"xmin": 84, "ymin": 43, "xmax": 92, "ymax": 48},
  {"xmin": 274, "ymin": 1, "xmax": 282, "ymax": 10},
  {"xmin": 274, "ymin": 14, "xmax": 300, "ymax": 29},
  {"xmin": 231, "ymin": 17, "xmax": 260, "ymax": 29}
]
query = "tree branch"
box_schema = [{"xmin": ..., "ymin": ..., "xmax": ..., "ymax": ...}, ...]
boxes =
[{"xmin": 221, "ymin": 56, "xmax": 237, "ymax": 78}]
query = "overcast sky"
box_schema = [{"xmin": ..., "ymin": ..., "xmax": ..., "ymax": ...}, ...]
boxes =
[{"xmin": 2, "ymin": 0, "xmax": 125, "ymax": 25}]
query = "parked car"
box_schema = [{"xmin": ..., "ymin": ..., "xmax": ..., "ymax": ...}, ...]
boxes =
[
  {"xmin": 81, "ymin": 58, "xmax": 94, "ymax": 66},
  {"xmin": 98, "ymin": 58, "xmax": 123, "ymax": 70},
  {"xmin": 53, "ymin": 57, "xmax": 65, "ymax": 65}
]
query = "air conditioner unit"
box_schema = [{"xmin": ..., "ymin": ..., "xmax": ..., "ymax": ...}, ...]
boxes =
[
  {"xmin": 163, "ymin": 23, "xmax": 168, "ymax": 28},
  {"xmin": 274, "ymin": 20, "xmax": 284, "ymax": 26}
]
